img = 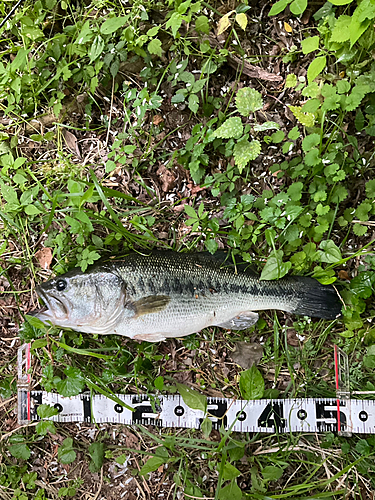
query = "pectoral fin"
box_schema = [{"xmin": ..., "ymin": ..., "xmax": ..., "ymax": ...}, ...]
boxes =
[
  {"xmin": 215, "ymin": 311, "xmax": 259, "ymax": 330},
  {"xmin": 133, "ymin": 295, "xmax": 170, "ymax": 317}
]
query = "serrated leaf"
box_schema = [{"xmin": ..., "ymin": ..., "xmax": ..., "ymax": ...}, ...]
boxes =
[
  {"xmin": 176, "ymin": 383, "xmax": 207, "ymax": 412},
  {"xmin": 236, "ymin": 87, "xmax": 263, "ymax": 116},
  {"xmin": 307, "ymin": 56, "xmax": 326, "ymax": 83},
  {"xmin": 100, "ymin": 16, "xmax": 128, "ymax": 34},
  {"xmin": 58, "ymin": 438, "xmax": 76, "ymax": 464},
  {"xmin": 285, "ymin": 74, "xmax": 297, "ymax": 88},
  {"xmin": 205, "ymin": 238, "xmax": 218, "ymax": 255},
  {"xmin": 37, "ymin": 404, "xmax": 59, "ymax": 419},
  {"xmin": 56, "ymin": 366, "xmax": 85, "ymax": 397},
  {"xmin": 166, "ymin": 12, "xmax": 183, "ymax": 38},
  {"xmin": 253, "ymin": 121, "xmax": 280, "ymax": 132},
  {"xmin": 9, "ymin": 444, "xmax": 31, "ymax": 460},
  {"xmin": 235, "ymin": 13, "xmax": 248, "ymax": 30},
  {"xmin": 217, "ymin": 12, "xmax": 232, "ymax": 35},
  {"xmin": 214, "ymin": 117, "xmax": 243, "ymax": 139},
  {"xmin": 148, "ymin": 39, "xmax": 162, "ymax": 57},
  {"xmin": 288, "ymin": 105, "xmax": 315, "ymax": 127},
  {"xmin": 260, "ymin": 249, "xmax": 291, "ymax": 280},
  {"xmin": 239, "ymin": 365, "xmax": 264, "ymax": 400},
  {"xmin": 365, "ymin": 179, "xmax": 375, "ymax": 198},
  {"xmin": 301, "ymin": 35, "xmax": 319, "ymax": 54},
  {"xmin": 233, "ymin": 139, "xmax": 261, "ymax": 171},
  {"xmin": 302, "ymin": 133, "xmax": 320, "ymax": 151}
]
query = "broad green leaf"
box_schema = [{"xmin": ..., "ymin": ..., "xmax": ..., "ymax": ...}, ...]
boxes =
[
  {"xmin": 253, "ymin": 121, "xmax": 280, "ymax": 132},
  {"xmin": 233, "ymin": 139, "xmax": 261, "ymax": 171},
  {"xmin": 365, "ymin": 179, "xmax": 375, "ymax": 198},
  {"xmin": 307, "ymin": 56, "xmax": 326, "ymax": 83},
  {"xmin": 9, "ymin": 444, "xmax": 31, "ymax": 460},
  {"xmin": 329, "ymin": 0, "xmax": 353, "ymax": 4},
  {"xmin": 260, "ymin": 250, "xmax": 292, "ymax": 280},
  {"xmin": 302, "ymin": 98, "xmax": 321, "ymax": 113},
  {"xmin": 184, "ymin": 204, "xmax": 197, "ymax": 219},
  {"xmin": 58, "ymin": 438, "xmax": 76, "ymax": 464},
  {"xmin": 270, "ymin": 130, "xmax": 285, "ymax": 143},
  {"xmin": 214, "ymin": 117, "xmax": 243, "ymax": 139},
  {"xmin": 269, "ymin": 0, "xmax": 292, "ymax": 16},
  {"xmin": 285, "ymin": 73, "xmax": 297, "ymax": 88},
  {"xmin": 195, "ymin": 15, "xmax": 210, "ymax": 34},
  {"xmin": 36, "ymin": 420, "xmax": 56, "ymax": 436},
  {"xmin": 140, "ymin": 455, "xmax": 167, "ymax": 476},
  {"xmin": 56, "ymin": 366, "xmax": 85, "ymax": 397},
  {"xmin": 350, "ymin": 17, "xmax": 370, "ymax": 47},
  {"xmin": 236, "ymin": 87, "xmax": 263, "ymax": 116},
  {"xmin": 218, "ymin": 480, "xmax": 242, "ymax": 500},
  {"xmin": 262, "ymin": 466, "xmax": 283, "ymax": 481},
  {"xmin": 318, "ymin": 240, "xmax": 342, "ymax": 263},
  {"xmin": 290, "ymin": 0, "xmax": 307, "ymax": 16},
  {"xmin": 100, "ymin": 16, "xmax": 128, "ymax": 34},
  {"xmin": 201, "ymin": 416, "xmax": 213, "ymax": 439},
  {"xmin": 205, "ymin": 238, "xmax": 218, "ymax": 255},
  {"xmin": 89, "ymin": 442, "xmax": 104, "ymax": 472},
  {"xmin": 176, "ymin": 383, "xmax": 207, "ymax": 412},
  {"xmin": 330, "ymin": 15, "xmax": 351, "ymax": 43},
  {"xmin": 88, "ymin": 35, "xmax": 104, "ymax": 63},
  {"xmin": 223, "ymin": 462, "xmax": 241, "ymax": 481},
  {"xmin": 166, "ymin": 12, "xmax": 183, "ymax": 38},
  {"xmin": 37, "ymin": 404, "xmax": 59, "ymax": 419},
  {"xmin": 301, "ymin": 36, "xmax": 319, "ymax": 54},
  {"xmin": 302, "ymin": 133, "xmax": 320, "ymax": 151},
  {"xmin": 288, "ymin": 105, "xmax": 315, "ymax": 127},
  {"xmin": 239, "ymin": 365, "xmax": 265, "ymax": 400},
  {"xmin": 148, "ymin": 39, "xmax": 162, "ymax": 57}
]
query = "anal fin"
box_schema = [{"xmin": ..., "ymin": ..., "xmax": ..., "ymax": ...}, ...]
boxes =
[{"xmin": 215, "ymin": 311, "xmax": 259, "ymax": 330}]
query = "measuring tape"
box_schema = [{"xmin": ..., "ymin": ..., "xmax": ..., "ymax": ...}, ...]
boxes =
[{"xmin": 17, "ymin": 343, "xmax": 375, "ymax": 435}]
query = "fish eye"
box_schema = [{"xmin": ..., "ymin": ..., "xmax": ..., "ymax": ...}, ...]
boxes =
[{"xmin": 56, "ymin": 279, "xmax": 67, "ymax": 292}]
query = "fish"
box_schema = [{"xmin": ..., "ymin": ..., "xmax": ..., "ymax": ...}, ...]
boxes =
[{"xmin": 33, "ymin": 251, "xmax": 342, "ymax": 342}]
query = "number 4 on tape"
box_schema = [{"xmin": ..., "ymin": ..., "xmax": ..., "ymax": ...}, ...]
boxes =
[{"xmin": 17, "ymin": 344, "xmax": 375, "ymax": 434}]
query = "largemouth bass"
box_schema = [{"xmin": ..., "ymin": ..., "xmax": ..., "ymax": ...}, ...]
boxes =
[{"xmin": 33, "ymin": 251, "xmax": 342, "ymax": 342}]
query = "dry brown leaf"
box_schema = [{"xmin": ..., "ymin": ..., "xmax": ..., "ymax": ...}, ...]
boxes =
[
  {"xmin": 153, "ymin": 114, "xmax": 164, "ymax": 126},
  {"xmin": 35, "ymin": 248, "xmax": 53, "ymax": 270},
  {"xmin": 338, "ymin": 270, "xmax": 350, "ymax": 280},
  {"xmin": 62, "ymin": 129, "xmax": 81, "ymax": 158},
  {"xmin": 230, "ymin": 342, "xmax": 263, "ymax": 370}
]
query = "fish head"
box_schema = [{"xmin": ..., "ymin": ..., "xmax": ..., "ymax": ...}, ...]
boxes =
[{"xmin": 34, "ymin": 265, "xmax": 125, "ymax": 333}]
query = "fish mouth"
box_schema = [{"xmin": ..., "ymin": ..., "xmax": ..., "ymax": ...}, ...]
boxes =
[{"xmin": 33, "ymin": 286, "xmax": 70, "ymax": 323}]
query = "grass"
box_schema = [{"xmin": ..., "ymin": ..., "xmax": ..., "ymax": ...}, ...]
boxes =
[{"xmin": 0, "ymin": 0, "xmax": 375, "ymax": 498}]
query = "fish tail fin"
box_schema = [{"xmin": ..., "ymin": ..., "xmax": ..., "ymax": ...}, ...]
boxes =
[{"xmin": 286, "ymin": 277, "xmax": 342, "ymax": 320}]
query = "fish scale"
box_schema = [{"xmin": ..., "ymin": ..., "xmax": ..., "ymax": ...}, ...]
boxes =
[{"xmin": 33, "ymin": 251, "xmax": 342, "ymax": 342}]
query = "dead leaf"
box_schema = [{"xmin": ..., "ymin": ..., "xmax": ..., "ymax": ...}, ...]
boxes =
[
  {"xmin": 235, "ymin": 13, "xmax": 248, "ymax": 30},
  {"xmin": 284, "ymin": 21, "xmax": 293, "ymax": 33},
  {"xmin": 62, "ymin": 129, "xmax": 81, "ymax": 158},
  {"xmin": 153, "ymin": 114, "xmax": 164, "ymax": 126},
  {"xmin": 230, "ymin": 342, "xmax": 263, "ymax": 370},
  {"xmin": 217, "ymin": 12, "xmax": 233, "ymax": 35},
  {"xmin": 35, "ymin": 248, "xmax": 53, "ymax": 270},
  {"xmin": 156, "ymin": 164, "xmax": 176, "ymax": 192},
  {"xmin": 286, "ymin": 328, "xmax": 300, "ymax": 347},
  {"xmin": 338, "ymin": 270, "xmax": 350, "ymax": 280}
]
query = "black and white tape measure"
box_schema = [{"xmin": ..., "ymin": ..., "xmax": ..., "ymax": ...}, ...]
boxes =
[{"xmin": 17, "ymin": 344, "xmax": 375, "ymax": 435}]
